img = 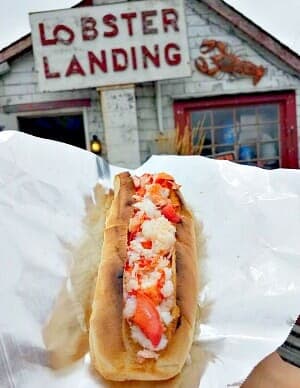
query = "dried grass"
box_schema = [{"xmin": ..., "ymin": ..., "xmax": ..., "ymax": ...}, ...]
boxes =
[{"xmin": 152, "ymin": 118, "xmax": 206, "ymax": 156}]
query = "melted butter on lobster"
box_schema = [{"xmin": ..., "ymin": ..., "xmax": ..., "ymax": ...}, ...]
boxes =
[{"xmin": 123, "ymin": 173, "xmax": 182, "ymax": 361}]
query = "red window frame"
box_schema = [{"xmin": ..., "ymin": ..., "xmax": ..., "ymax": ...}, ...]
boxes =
[{"xmin": 174, "ymin": 91, "xmax": 298, "ymax": 169}]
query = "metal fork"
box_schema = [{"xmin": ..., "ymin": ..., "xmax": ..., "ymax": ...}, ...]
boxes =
[{"xmin": 95, "ymin": 155, "xmax": 111, "ymax": 189}]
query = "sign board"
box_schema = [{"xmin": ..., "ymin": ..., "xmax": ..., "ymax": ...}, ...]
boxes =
[{"xmin": 30, "ymin": 0, "xmax": 191, "ymax": 92}]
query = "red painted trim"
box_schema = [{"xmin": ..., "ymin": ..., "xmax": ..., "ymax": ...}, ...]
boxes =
[
  {"xmin": 77, "ymin": 0, "xmax": 93, "ymax": 6},
  {"xmin": 3, "ymin": 98, "xmax": 91, "ymax": 114},
  {"xmin": 174, "ymin": 91, "xmax": 298, "ymax": 169},
  {"xmin": 0, "ymin": 35, "xmax": 32, "ymax": 64},
  {"xmin": 281, "ymin": 92, "xmax": 298, "ymax": 168}
]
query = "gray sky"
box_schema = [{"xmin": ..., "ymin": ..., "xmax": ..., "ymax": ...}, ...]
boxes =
[
  {"xmin": 225, "ymin": 0, "xmax": 300, "ymax": 54},
  {"xmin": 1, "ymin": 0, "xmax": 299, "ymax": 54}
]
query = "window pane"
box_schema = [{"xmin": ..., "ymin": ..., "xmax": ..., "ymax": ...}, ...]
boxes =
[
  {"xmin": 213, "ymin": 108, "xmax": 234, "ymax": 127},
  {"xmin": 237, "ymin": 124, "xmax": 258, "ymax": 144},
  {"xmin": 215, "ymin": 145, "xmax": 235, "ymax": 154},
  {"xmin": 259, "ymin": 141, "xmax": 279, "ymax": 159},
  {"xmin": 260, "ymin": 160, "xmax": 280, "ymax": 169},
  {"xmin": 238, "ymin": 144, "xmax": 257, "ymax": 161},
  {"xmin": 258, "ymin": 104, "xmax": 278, "ymax": 123},
  {"xmin": 260, "ymin": 122, "xmax": 279, "ymax": 141},
  {"xmin": 236, "ymin": 106, "xmax": 258, "ymax": 144},
  {"xmin": 237, "ymin": 107, "xmax": 257, "ymax": 125},
  {"xmin": 191, "ymin": 110, "xmax": 211, "ymax": 129},
  {"xmin": 213, "ymin": 109, "xmax": 235, "ymax": 150},
  {"xmin": 192, "ymin": 128, "xmax": 211, "ymax": 148},
  {"xmin": 215, "ymin": 126, "xmax": 235, "ymax": 145},
  {"xmin": 203, "ymin": 128, "xmax": 212, "ymax": 145},
  {"xmin": 201, "ymin": 146, "xmax": 212, "ymax": 157}
]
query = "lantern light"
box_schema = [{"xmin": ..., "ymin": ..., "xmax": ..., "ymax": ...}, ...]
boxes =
[{"xmin": 90, "ymin": 134, "xmax": 102, "ymax": 155}]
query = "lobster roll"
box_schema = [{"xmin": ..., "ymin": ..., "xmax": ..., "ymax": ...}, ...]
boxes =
[{"xmin": 89, "ymin": 171, "xmax": 199, "ymax": 381}]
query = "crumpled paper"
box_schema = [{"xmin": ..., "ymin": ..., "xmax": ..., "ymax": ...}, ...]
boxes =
[{"xmin": 0, "ymin": 130, "xmax": 299, "ymax": 388}]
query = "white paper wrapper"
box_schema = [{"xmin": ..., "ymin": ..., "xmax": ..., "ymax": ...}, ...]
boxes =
[{"xmin": 0, "ymin": 131, "xmax": 299, "ymax": 387}]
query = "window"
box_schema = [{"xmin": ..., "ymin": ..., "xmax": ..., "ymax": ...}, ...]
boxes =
[{"xmin": 174, "ymin": 92, "xmax": 298, "ymax": 169}]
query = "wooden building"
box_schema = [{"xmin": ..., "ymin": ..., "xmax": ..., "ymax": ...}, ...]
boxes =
[{"xmin": 0, "ymin": 0, "xmax": 299, "ymax": 168}]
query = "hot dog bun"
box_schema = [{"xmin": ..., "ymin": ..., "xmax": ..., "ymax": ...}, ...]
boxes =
[{"xmin": 89, "ymin": 172, "xmax": 199, "ymax": 381}]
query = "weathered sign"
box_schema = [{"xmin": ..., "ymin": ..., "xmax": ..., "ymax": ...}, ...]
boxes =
[{"xmin": 30, "ymin": 0, "xmax": 191, "ymax": 92}]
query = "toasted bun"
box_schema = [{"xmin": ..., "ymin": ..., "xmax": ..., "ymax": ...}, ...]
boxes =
[{"xmin": 89, "ymin": 172, "xmax": 199, "ymax": 381}]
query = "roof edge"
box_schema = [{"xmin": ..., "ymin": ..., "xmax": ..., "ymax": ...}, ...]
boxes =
[
  {"xmin": 201, "ymin": 0, "xmax": 300, "ymax": 74},
  {"xmin": 1, "ymin": 0, "xmax": 299, "ymax": 74},
  {"xmin": 0, "ymin": 35, "xmax": 32, "ymax": 64}
]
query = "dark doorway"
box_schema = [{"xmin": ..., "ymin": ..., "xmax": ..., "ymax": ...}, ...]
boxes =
[{"xmin": 18, "ymin": 114, "xmax": 86, "ymax": 149}]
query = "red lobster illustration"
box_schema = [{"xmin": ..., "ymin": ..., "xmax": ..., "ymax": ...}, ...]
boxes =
[{"xmin": 195, "ymin": 39, "xmax": 266, "ymax": 85}]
